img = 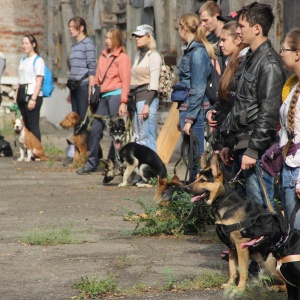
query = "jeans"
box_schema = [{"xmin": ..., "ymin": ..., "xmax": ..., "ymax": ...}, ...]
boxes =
[
  {"xmin": 281, "ymin": 165, "xmax": 300, "ymax": 230},
  {"xmin": 179, "ymin": 108, "xmax": 205, "ymax": 182},
  {"xmin": 70, "ymin": 84, "xmax": 89, "ymax": 120},
  {"xmin": 17, "ymin": 95, "xmax": 43, "ymax": 141},
  {"xmin": 133, "ymin": 98, "xmax": 159, "ymax": 152},
  {"xmin": 233, "ymin": 149, "xmax": 275, "ymax": 210},
  {"xmin": 85, "ymin": 94, "xmax": 120, "ymax": 170}
]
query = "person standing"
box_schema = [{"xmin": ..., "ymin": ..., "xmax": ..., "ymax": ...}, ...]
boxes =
[
  {"xmin": 77, "ymin": 27, "xmax": 130, "ymax": 175},
  {"xmin": 176, "ymin": 13, "xmax": 216, "ymax": 182},
  {"xmin": 67, "ymin": 16, "xmax": 96, "ymax": 119},
  {"xmin": 221, "ymin": 2, "xmax": 287, "ymax": 209},
  {"xmin": 65, "ymin": 17, "xmax": 96, "ymax": 165},
  {"xmin": 15, "ymin": 35, "xmax": 44, "ymax": 141},
  {"xmin": 130, "ymin": 24, "xmax": 161, "ymax": 152},
  {"xmin": 279, "ymin": 28, "xmax": 300, "ymax": 230}
]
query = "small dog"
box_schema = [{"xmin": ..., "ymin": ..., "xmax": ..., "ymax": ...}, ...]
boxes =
[
  {"xmin": 117, "ymin": 142, "xmax": 167, "ymax": 187},
  {"xmin": 241, "ymin": 213, "xmax": 300, "ymax": 300},
  {"xmin": 186, "ymin": 153, "xmax": 285, "ymax": 292},
  {"xmin": 59, "ymin": 112, "xmax": 88, "ymax": 167},
  {"xmin": 13, "ymin": 119, "xmax": 47, "ymax": 161}
]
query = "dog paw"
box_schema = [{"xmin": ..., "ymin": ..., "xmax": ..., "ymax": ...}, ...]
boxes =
[
  {"xmin": 17, "ymin": 157, "xmax": 24, "ymax": 162},
  {"xmin": 118, "ymin": 183, "xmax": 127, "ymax": 187}
]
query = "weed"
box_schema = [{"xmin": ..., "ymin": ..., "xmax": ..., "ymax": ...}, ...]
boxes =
[
  {"xmin": 123, "ymin": 192, "xmax": 215, "ymax": 236},
  {"xmin": 43, "ymin": 143, "xmax": 64, "ymax": 156},
  {"xmin": 21, "ymin": 223, "xmax": 84, "ymax": 246},
  {"xmin": 72, "ymin": 273, "xmax": 119, "ymax": 299},
  {"xmin": 162, "ymin": 268, "xmax": 177, "ymax": 290},
  {"xmin": 0, "ymin": 116, "xmax": 14, "ymax": 136},
  {"xmin": 115, "ymin": 255, "xmax": 135, "ymax": 269}
]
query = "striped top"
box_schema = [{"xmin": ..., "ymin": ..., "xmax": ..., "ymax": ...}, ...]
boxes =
[{"xmin": 68, "ymin": 37, "xmax": 96, "ymax": 83}]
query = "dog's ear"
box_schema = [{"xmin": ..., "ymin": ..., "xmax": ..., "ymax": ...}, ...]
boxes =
[
  {"xmin": 109, "ymin": 120, "xmax": 115, "ymax": 129},
  {"xmin": 210, "ymin": 154, "xmax": 221, "ymax": 177},
  {"xmin": 275, "ymin": 214, "xmax": 289, "ymax": 233},
  {"xmin": 200, "ymin": 153, "xmax": 208, "ymax": 169},
  {"xmin": 72, "ymin": 112, "xmax": 80, "ymax": 123},
  {"xmin": 157, "ymin": 176, "xmax": 167, "ymax": 186},
  {"xmin": 171, "ymin": 174, "xmax": 181, "ymax": 184},
  {"xmin": 119, "ymin": 118, "xmax": 125, "ymax": 126}
]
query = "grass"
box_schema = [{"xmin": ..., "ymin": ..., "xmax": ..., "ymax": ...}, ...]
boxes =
[
  {"xmin": 72, "ymin": 270, "xmax": 227, "ymax": 299},
  {"xmin": 72, "ymin": 273, "xmax": 119, "ymax": 299},
  {"xmin": 122, "ymin": 193, "xmax": 215, "ymax": 237},
  {"xmin": 43, "ymin": 143, "xmax": 64, "ymax": 156},
  {"xmin": 0, "ymin": 115, "xmax": 14, "ymax": 136},
  {"xmin": 21, "ymin": 223, "xmax": 85, "ymax": 246}
]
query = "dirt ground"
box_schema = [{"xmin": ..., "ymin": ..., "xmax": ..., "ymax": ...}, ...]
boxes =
[{"xmin": 0, "ymin": 117, "xmax": 232, "ymax": 300}]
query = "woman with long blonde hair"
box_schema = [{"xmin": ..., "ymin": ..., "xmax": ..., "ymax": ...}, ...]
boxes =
[{"xmin": 176, "ymin": 12, "xmax": 215, "ymax": 182}]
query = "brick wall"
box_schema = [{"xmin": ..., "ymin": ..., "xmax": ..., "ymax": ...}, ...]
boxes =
[{"xmin": 0, "ymin": 0, "xmax": 45, "ymax": 76}]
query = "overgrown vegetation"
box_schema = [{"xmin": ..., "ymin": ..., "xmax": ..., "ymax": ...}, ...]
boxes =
[
  {"xmin": 21, "ymin": 223, "xmax": 85, "ymax": 246},
  {"xmin": 0, "ymin": 116, "xmax": 14, "ymax": 136},
  {"xmin": 123, "ymin": 192, "xmax": 215, "ymax": 236},
  {"xmin": 43, "ymin": 143, "xmax": 65, "ymax": 156}
]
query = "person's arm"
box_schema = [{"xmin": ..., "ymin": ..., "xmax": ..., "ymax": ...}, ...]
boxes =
[
  {"xmin": 85, "ymin": 40, "xmax": 96, "ymax": 99},
  {"xmin": 118, "ymin": 53, "xmax": 131, "ymax": 116}
]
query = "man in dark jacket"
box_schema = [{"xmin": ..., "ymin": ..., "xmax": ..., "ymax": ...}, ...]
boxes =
[{"xmin": 221, "ymin": 2, "xmax": 287, "ymax": 209}]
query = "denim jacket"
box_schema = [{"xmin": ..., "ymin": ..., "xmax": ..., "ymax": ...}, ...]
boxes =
[{"xmin": 178, "ymin": 40, "xmax": 211, "ymax": 122}]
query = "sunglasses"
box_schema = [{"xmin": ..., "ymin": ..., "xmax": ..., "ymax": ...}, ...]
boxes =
[{"xmin": 280, "ymin": 47, "xmax": 294, "ymax": 52}]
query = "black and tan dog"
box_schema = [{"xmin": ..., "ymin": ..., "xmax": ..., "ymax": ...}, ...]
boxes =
[
  {"xmin": 240, "ymin": 213, "xmax": 300, "ymax": 300},
  {"xmin": 186, "ymin": 153, "xmax": 285, "ymax": 292}
]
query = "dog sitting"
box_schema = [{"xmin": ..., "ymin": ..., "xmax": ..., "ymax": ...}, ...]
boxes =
[
  {"xmin": 241, "ymin": 213, "xmax": 300, "ymax": 300},
  {"xmin": 186, "ymin": 153, "xmax": 285, "ymax": 293},
  {"xmin": 59, "ymin": 111, "xmax": 88, "ymax": 167},
  {"xmin": 13, "ymin": 118, "xmax": 47, "ymax": 162}
]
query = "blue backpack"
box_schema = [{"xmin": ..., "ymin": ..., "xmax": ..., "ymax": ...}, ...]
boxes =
[{"xmin": 22, "ymin": 55, "xmax": 55, "ymax": 97}]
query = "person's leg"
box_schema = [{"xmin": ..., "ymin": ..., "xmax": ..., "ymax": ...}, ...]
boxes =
[
  {"xmin": 281, "ymin": 165, "xmax": 300, "ymax": 230},
  {"xmin": 71, "ymin": 85, "xmax": 89, "ymax": 120},
  {"xmin": 243, "ymin": 161, "xmax": 275, "ymax": 210},
  {"xmin": 25, "ymin": 96, "xmax": 43, "ymax": 141},
  {"xmin": 79, "ymin": 97, "xmax": 109, "ymax": 172},
  {"xmin": 134, "ymin": 100, "xmax": 145, "ymax": 148},
  {"xmin": 135, "ymin": 98, "xmax": 159, "ymax": 152}
]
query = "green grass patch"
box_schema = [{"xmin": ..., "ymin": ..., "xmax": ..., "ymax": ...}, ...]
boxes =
[
  {"xmin": 122, "ymin": 192, "xmax": 215, "ymax": 236},
  {"xmin": 0, "ymin": 116, "xmax": 14, "ymax": 136},
  {"xmin": 21, "ymin": 223, "xmax": 85, "ymax": 246},
  {"xmin": 43, "ymin": 143, "xmax": 64, "ymax": 156},
  {"xmin": 72, "ymin": 273, "xmax": 119, "ymax": 299}
]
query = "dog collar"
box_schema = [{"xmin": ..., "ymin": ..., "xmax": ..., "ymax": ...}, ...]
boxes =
[{"xmin": 270, "ymin": 224, "xmax": 290, "ymax": 252}]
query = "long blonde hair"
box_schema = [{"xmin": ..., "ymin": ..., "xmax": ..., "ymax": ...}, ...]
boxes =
[
  {"xmin": 107, "ymin": 27, "xmax": 126, "ymax": 53},
  {"xmin": 285, "ymin": 28, "xmax": 300, "ymax": 133},
  {"xmin": 179, "ymin": 13, "xmax": 216, "ymax": 59}
]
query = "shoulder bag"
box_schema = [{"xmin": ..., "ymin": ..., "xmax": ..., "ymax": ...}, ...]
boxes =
[{"xmin": 90, "ymin": 56, "xmax": 117, "ymax": 113}]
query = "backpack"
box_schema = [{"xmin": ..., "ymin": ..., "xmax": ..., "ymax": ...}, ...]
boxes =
[
  {"xmin": 156, "ymin": 52, "xmax": 174, "ymax": 100},
  {"xmin": 33, "ymin": 56, "xmax": 55, "ymax": 97},
  {"xmin": 0, "ymin": 135, "xmax": 12, "ymax": 157},
  {"xmin": 21, "ymin": 56, "xmax": 54, "ymax": 97},
  {"xmin": 205, "ymin": 57, "xmax": 221, "ymax": 105}
]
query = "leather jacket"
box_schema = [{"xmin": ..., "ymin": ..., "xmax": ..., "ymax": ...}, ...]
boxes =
[{"xmin": 222, "ymin": 40, "xmax": 287, "ymax": 159}]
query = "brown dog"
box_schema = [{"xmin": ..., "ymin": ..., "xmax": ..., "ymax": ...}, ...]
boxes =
[
  {"xmin": 59, "ymin": 112, "xmax": 88, "ymax": 167},
  {"xmin": 13, "ymin": 118, "xmax": 47, "ymax": 161}
]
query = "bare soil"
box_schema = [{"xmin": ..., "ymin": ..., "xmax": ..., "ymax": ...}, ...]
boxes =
[{"xmin": 0, "ymin": 117, "xmax": 229, "ymax": 300}]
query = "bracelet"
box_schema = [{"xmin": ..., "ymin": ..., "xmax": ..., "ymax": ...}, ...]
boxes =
[{"xmin": 30, "ymin": 98, "xmax": 36, "ymax": 101}]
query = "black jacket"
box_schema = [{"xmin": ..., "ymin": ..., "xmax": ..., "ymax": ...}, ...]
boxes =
[{"xmin": 222, "ymin": 40, "xmax": 287, "ymax": 159}]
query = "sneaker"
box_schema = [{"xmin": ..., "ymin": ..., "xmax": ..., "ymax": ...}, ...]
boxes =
[
  {"xmin": 63, "ymin": 157, "xmax": 73, "ymax": 167},
  {"xmin": 76, "ymin": 167, "xmax": 98, "ymax": 175}
]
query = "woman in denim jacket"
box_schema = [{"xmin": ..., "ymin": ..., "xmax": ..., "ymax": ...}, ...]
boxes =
[{"xmin": 177, "ymin": 13, "xmax": 216, "ymax": 182}]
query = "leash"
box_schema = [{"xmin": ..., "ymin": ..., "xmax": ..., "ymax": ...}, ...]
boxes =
[
  {"xmin": 228, "ymin": 169, "xmax": 245, "ymax": 187},
  {"xmin": 256, "ymin": 166, "xmax": 275, "ymax": 214},
  {"xmin": 289, "ymin": 202, "xmax": 300, "ymax": 228}
]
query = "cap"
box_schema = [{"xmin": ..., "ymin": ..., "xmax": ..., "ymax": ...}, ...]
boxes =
[
  {"xmin": 217, "ymin": 11, "xmax": 239, "ymax": 23},
  {"xmin": 132, "ymin": 24, "xmax": 154, "ymax": 37}
]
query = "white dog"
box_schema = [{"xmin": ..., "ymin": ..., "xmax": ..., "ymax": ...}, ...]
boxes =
[{"xmin": 13, "ymin": 119, "xmax": 47, "ymax": 162}]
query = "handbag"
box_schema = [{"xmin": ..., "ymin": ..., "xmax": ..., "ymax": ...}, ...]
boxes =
[
  {"xmin": 66, "ymin": 73, "xmax": 89, "ymax": 92},
  {"xmin": 89, "ymin": 56, "xmax": 117, "ymax": 113},
  {"xmin": 261, "ymin": 140, "xmax": 300, "ymax": 177},
  {"xmin": 127, "ymin": 89, "xmax": 137, "ymax": 112},
  {"xmin": 170, "ymin": 83, "xmax": 189, "ymax": 103},
  {"xmin": 157, "ymin": 52, "xmax": 174, "ymax": 100}
]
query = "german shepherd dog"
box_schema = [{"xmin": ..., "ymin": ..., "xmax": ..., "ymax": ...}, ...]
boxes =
[
  {"xmin": 186, "ymin": 154, "xmax": 285, "ymax": 292},
  {"xmin": 241, "ymin": 213, "xmax": 300, "ymax": 300}
]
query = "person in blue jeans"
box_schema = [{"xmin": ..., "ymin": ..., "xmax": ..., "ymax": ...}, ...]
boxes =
[
  {"xmin": 221, "ymin": 3, "xmax": 286, "ymax": 209},
  {"xmin": 176, "ymin": 13, "xmax": 216, "ymax": 182},
  {"xmin": 130, "ymin": 24, "xmax": 162, "ymax": 152}
]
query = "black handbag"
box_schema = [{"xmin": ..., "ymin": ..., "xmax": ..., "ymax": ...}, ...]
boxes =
[
  {"xmin": 66, "ymin": 73, "xmax": 89, "ymax": 92},
  {"xmin": 127, "ymin": 89, "xmax": 137, "ymax": 112},
  {"xmin": 90, "ymin": 56, "xmax": 117, "ymax": 113}
]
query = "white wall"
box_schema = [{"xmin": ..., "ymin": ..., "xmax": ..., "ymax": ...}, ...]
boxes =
[{"xmin": 40, "ymin": 85, "xmax": 71, "ymax": 128}]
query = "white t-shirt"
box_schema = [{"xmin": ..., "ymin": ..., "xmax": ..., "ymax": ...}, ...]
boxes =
[{"xmin": 18, "ymin": 54, "xmax": 45, "ymax": 95}]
